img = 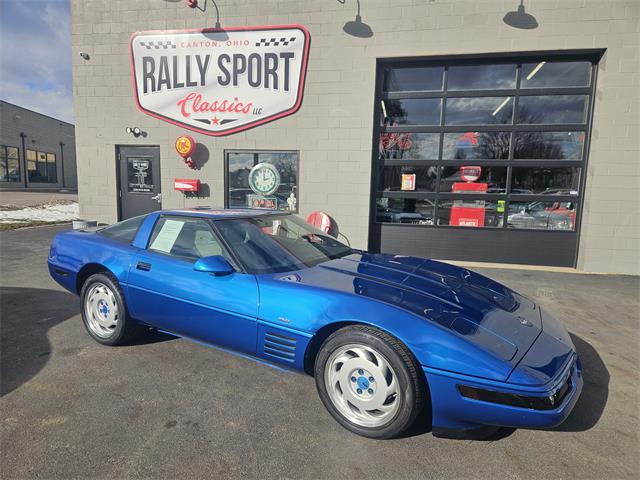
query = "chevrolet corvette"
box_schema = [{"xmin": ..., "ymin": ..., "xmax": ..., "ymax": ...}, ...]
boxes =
[{"xmin": 48, "ymin": 209, "xmax": 582, "ymax": 438}]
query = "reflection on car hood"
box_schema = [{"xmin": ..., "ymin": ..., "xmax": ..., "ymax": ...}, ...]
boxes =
[{"xmin": 296, "ymin": 253, "xmax": 543, "ymax": 363}]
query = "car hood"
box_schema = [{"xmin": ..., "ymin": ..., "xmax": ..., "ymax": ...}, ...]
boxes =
[{"xmin": 285, "ymin": 253, "xmax": 543, "ymax": 365}]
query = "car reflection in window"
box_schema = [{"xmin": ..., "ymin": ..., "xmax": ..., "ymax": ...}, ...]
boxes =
[{"xmin": 508, "ymin": 201, "xmax": 576, "ymax": 231}]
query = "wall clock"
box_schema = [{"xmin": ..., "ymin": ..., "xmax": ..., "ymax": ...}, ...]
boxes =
[{"xmin": 248, "ymin": 162, "xmax": 281, "ymax": 196}]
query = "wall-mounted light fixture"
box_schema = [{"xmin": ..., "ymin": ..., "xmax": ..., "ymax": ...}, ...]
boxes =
[
  {"xmin": 126, "ymin": 127, "xmax": 143, "ymax": 137},
  {"xmin": 503, "ymin": 1, "xmax": 538, "ymax": 30},
  {"xmin": 79, "ymin": 51, "xmax": 90, "ymax": 60},
  {"xmin": 338, "ymin": 0, "xmax": 373, "ymax": 38}
]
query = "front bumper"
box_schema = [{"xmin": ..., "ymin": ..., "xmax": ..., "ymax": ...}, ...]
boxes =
[{"xmin": 424, "ymin": 353, "xmax": 583, "ymax": 432}]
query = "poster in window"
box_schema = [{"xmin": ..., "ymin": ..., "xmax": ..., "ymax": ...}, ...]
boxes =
[
  {"xmin": 401, "ymin": 173, "xmax": 416, "ymax": 191},
  {"xmin": 127, "ymin": 157, "xmax": 154, "ymax": 193},
  {"xmin": 247, "ymin": 194, "xmax": 278, "ymax": 210}
]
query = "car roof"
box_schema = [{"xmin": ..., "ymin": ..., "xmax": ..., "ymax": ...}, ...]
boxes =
[{"xmin": 156, "ymin": 208, "xmax": 291, "ymax": 220}]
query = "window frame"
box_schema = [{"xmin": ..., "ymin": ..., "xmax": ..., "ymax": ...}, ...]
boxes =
[
  {"xmin": 372, "ymin": 50, "xmax": 601, "ymax": 235},
  {"xmin": 26, "ymin": 148, "xmax": 57, "ymax": 183},
  {"xmin": 224, "ymin": 149, "xmax": 301, "ymax": 213},
  {"xmin": 0, "ymin": 145, "xmax": 21, "ymax": 183},
  {"xmin": 145, "ymin": 214, "xmax": 241, "ymax": 270}
]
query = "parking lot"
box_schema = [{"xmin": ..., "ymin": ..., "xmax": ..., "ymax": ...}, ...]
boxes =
[{"xmin": 1, "ymin": 225, "xmax": 638, "ymax": 479}]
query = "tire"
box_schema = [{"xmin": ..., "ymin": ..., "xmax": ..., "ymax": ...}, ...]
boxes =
[
  {"xmin": 80, "ymin": 272, "xmax": 142, "ymax": 346},
  {"xmin": 314, "ymin": 325, "xmax": 427, "ymax": 439}
]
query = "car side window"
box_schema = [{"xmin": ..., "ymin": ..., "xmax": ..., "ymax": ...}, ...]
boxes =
[
  {"xmin": 147, "ymin": 216, "xmax": 237, "ymax": 268},
  {"xmin": 98, "ymin": 214, "xmax": 146, "ymax": 244}
]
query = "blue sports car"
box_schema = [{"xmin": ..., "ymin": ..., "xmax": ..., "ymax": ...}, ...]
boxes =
[{"xmin": 48, "ymin": 209, "xmax": 582, "ymax": 439}]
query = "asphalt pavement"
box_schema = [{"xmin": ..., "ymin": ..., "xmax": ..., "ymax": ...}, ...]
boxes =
[{"xmin": 1, "ymin": 225, "xmax": 638, "ymax": 479}]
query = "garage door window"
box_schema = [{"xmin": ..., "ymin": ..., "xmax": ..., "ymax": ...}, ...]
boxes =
[{"xmin": 373, "ymin": 56, "xmax": 595, "ymax": 231}]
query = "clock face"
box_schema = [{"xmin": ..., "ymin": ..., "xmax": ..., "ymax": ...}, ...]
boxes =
[{"xmin": 248, "ymin": 163, "xmax": 281, "ymax": 196}]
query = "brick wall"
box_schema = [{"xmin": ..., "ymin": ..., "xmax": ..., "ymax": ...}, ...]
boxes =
[{"xmin": 71, "ymin": 0, "xmax": 639, "ymax": 274}]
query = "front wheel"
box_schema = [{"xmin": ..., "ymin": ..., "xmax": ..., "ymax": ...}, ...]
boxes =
[
  {"xmin": 314, "ymin": 325, "xmax": 427, "ymax": 439},
  {"xmin": 80, "ymin": 272, "xmax": 141, "ymax": 346}
]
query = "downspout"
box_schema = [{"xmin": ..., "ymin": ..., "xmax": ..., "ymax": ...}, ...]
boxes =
[{"xmin": 59, "ymin": 141, "xmax": 66, "ymax": 188}]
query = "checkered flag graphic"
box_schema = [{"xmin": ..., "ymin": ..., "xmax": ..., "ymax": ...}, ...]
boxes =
[
  {"xmin": 138, "ymin": 41, "xmax": 177, "ymax": 50},
  {"xmin": 255, "ymin": 37, "xmax": 297, "ymax": 47}
]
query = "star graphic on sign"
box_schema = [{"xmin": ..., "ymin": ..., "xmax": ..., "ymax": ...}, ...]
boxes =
[{"xmin": 212, "ymin": 117, "xmax": 220, "ymax": 125}]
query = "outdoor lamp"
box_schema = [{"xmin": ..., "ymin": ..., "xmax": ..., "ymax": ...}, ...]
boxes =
[{"xmin": 339, "ymin": 0, "xmax": 373, "ymax": 38}]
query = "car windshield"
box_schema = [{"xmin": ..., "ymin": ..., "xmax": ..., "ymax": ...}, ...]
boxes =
[{"xmin": 215, "ymin": 214, "xmax": 353, "ymax": 274}]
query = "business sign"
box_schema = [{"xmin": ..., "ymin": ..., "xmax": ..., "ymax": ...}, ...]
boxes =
[{"xmin": 130, "ymin": 25, "xmax": 310, "ymax": 136}]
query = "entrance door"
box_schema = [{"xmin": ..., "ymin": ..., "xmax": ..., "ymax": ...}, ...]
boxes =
[{"xmin": 117, "ymin": 146, "xmax": 161, "ymax": 220}]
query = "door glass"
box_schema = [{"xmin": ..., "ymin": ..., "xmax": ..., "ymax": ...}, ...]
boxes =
[
  {"xmin": 378, "ymin": 165, "xmax": 438, "ymax": 192},
  {"xmin": 376, "ymin": 197, "xmax": 435, "ymax": 224},
  {"xmin": 442, "ymin": 131, "xmax": 510, "ymax": 160},
  {"xmin": 513, "ymin": 131, "xmax": 585, "ymax": 160},
  {"xmin": 508, "ymin": 201, "xmax": 577, "ymax": 230},
  {"xmin": 380, "ymin": 98, "xmax": 441, "ymax": 126},
  {"xmin": 445, "ymin": 97, "xmax": 513, "ymax": 125},
  {"xmin": 521, "ymin": 61, "xmax": 591, "ymax": 88},
  {"xmin": 127, "ymin": 157, "xmax": 154, "ymax": 193},
  {"xmin": 379, "ymin": 132, "xmax": 440, "ymax": 160},
  {"xmin": 447, "ymin": 64, "xmax": 516, "ymax": 90},
  {"xmin": 382, "ymin": 66, "xmax": 444, "ymax": 92},
  {"xmin": 516, "ymin": 95, "xmax": 588, "ymax": 124},
  {"xmin": 511, "ymin": 167, "xmax": 580, "ymax": 195}
]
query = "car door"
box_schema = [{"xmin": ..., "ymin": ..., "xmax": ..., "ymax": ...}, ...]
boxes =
[{"xmin": 126, "ymin": 214, "xmax": 259, "ymax": 355}]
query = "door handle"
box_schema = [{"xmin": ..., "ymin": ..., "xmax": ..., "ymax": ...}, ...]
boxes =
[
  {"xmin": 136, "ymin": 261, "xmax": 151, "ymax": 271},
  {"xmin": 151, "ymin": 193, "xmax": 162, "ymax": 203}
]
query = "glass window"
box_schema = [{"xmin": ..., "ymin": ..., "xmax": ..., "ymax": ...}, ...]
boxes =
[
  {"xmin": 383, "ymin": 66, "xmax": 444, "ymax": 92},
  {"xmin": 517, "ymin": 95, "xmax": 588, "ymax": 124},
  {"xmin": 439, "ymin": 166, "xmax": 507, "ymax": 194},
  {"xmin": 521, "ymin": 61, "xmax": 591, "ymax": 88},
  {"xmin": 27, "ymin": 150, "xmax": 56, "ymax": 183},
  {"xmin": 380, "ymin": 98, "xmax": 441, "ymax": 126},
  {"xmin": 378, "ymin": 165, "xmax": 438, "ymax": 192},
  {"xmin": 447, "ymin": 64, "xmax": 516, "ymax": 90},
  {"xmin": 376, "ymin": 197, "xmax": 435, "ymax": 224},
  {"xmin": 226, "ymin": 151, "xmax": 298, "ymax": 212},
  {"xmin": 379, "ymin": 132, "xmax": 439, "ymax": 160},
  {"xmin": 443, "ymin": 131, "xmax": 510, "ymax": 160},
  {"xmin": 99, "ymin": 215, "xmax": 147, "ymax": 243},
  {"xmin": 508, "ymin": 201, "xmax": 577, "ymax": 230},
  {"xmin": 215, "ymin": 214, "xmax": 353, "ymax": 274},
  {"xmin": 513, "ymin": 131, "xmax": 585, "ymax": 160},
  {"xmin": 148, "ymin": 216, "xmax": 234, "ymax": 264},
  {"xmin": 445, "ymin": 97, "xmax": 513, "ymax": 125},
  {"xmin": 437, "ymin": 199, "xmax": 503, "ymax": 228},
  {"xmin": 511, "ymin": 167, "xmax": 580, "ymax": 195},
  {"xmin": 46, "ymin": 153, "xmax": 57, "ymax": 183},
  {"xmin": 0, "ymin": 146, "xmax": 21, "ymax": 183}
]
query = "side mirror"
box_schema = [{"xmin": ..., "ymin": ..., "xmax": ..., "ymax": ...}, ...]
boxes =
[{"xmin": 193, "ymin": 255, "xmax": 234, "ymax": 276}]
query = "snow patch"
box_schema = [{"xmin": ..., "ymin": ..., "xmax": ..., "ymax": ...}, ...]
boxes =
[{"xmin": 0, "ymin": 202, "xmax": 79, "ymax": 223}]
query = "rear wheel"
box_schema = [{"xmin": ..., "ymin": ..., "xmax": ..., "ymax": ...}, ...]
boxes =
[
  {"xmin": 314, "ymin": 325, "xmax": 426, "ymax": 439},
  {"xmin": 80, "ymin": 273, "xmax": 141, "ymax": 346}
]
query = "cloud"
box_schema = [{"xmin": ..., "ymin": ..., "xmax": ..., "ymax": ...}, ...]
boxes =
[{"xmin": 0, "ymin": 0, "xmax": 73, "ymax": 123}]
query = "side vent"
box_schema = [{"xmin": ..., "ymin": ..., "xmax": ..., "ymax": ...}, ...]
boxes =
[{"xmin": 263, "ymin": 331, "xmax": 297, "ymax": 363}]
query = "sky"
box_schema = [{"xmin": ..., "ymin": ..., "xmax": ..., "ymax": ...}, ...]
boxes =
[{"xmin": 0, "ymin": 0, "xmax": 74, "ymax": 123}]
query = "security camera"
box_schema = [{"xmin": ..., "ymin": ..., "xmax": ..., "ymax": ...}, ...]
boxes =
[{"xmin": 79, "ymin": 52, "xmax": 90, "ymax": 60}]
